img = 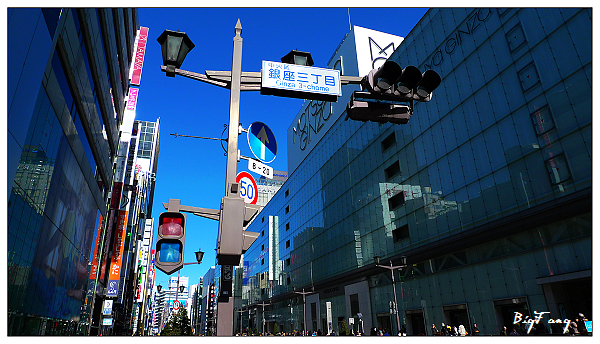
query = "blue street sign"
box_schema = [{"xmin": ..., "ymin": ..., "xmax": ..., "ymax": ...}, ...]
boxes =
[{"xmin": 247, "ymin": 121, "xmax": 277, "ymax": 163}]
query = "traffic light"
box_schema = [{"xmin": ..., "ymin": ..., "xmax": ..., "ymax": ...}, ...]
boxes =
[
  {"xmin": 217, "ymin": 196, "xmax": 245, "ymax": 266},
  {"xmin": 216, "ymin": 184, "xmax": 260, "ymax": 266},
  {"xmin": 155, "ymin": 211, "xmax": 186, "ymax": 274},
  {"xmin": 347, "ymin": 60, "xmax": 441, "ymax": 124}
]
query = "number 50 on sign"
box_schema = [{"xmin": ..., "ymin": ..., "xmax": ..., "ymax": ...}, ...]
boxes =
[{"xmin": 236, "ymin": 172, "xmax": 258, "ymax": 205}]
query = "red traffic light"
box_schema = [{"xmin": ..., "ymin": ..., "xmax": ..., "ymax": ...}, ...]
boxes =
[
  {"xmin": 156, "ymin": 211, "xmax": 186, "ymax": 275},
  {"xmin": 159, "ymin": 212, "xmax": 185, "ymax": 238}
]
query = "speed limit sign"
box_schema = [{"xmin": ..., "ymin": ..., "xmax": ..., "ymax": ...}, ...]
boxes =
[{"xmin": 236, "ymin": 172, "xmax": 258, "ymax": 205}]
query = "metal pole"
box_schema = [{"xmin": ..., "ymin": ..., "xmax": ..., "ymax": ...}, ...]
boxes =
[
  {"xmin": 216, "ymin": 19, "xmax": 243, "ymax": 337},
  {"xmin": 225, "ymin": 18, "xmax": 243, "ymax": 194},
  {"xmin": 176, "ymin": 270, "xmax": 180, "ymax": 301},
  {"xmin": 390, "ymin": 261, "xmax": 401, "ymax": 336},
  {"xmin": 303, "ymin": 291, "xmax": 307, "ymax": 335}
]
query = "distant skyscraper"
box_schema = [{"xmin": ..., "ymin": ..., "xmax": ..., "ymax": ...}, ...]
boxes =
[{"xmin": 256, "ymin": 170, "xmax": 288, "ymax": 207}]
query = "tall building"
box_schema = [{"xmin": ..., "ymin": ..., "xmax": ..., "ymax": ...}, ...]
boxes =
[
  {"xmin": 7, "ymin": 8, "xmax": 149, "ymax": 335},
  {"xmin": 239, "ymin": 8, "xmax": 591, "ymax": 336},
  {"xmin": 118, "ymin": 119, "xmax": 161, "ymax": 335}
]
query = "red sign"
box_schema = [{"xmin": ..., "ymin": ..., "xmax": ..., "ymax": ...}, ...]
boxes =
[
  {"xmin": 130, "ymin": 27, "xmax": 149, "ymax": 85},
  {"xmin": 173, "ymin": 300, "xmax": 181, "ymax": 311},
  {"xmin": 89, "ymin": 214, "xmax": 104, "ymax": 280},
  {"xmin": 125, "ymin": 88, "xmax": 139, "ymax": 111},
  {"xmin": 108, "ymin": 211, "xmax": 129, "ymax": 283}
]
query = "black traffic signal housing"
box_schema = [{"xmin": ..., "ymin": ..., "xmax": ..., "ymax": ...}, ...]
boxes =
[
  {"xmin": 155, "ymin": 211, "xmax": 186, "ymax": 275},
  {"xmin": 347, "ymin": 60, "xmax": 441, "ymax": 124}
]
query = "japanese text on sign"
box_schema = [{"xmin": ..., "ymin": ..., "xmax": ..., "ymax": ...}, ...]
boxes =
[{"xmin": 262, "ymin": 61, "xmax": 341, "ymax": 96}]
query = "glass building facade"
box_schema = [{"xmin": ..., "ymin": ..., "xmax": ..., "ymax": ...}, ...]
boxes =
[
  {"xmin": 239, "ymin": 8, "xmax": 591, "ymax": 336},
  {"xmin": 7, "ymin": 8, "xmax": 139, "ymax": 335}
]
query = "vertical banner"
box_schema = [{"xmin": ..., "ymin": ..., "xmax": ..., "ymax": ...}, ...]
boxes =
[
  {"xmin": 88, "ymin": 214, "xmax": 104, "ymax": 294},
  {"xmin": 130, "ymin": 27, "xmax": 149, "ymax": 86},
  {"xmin": 99, "ymin": 210, "xmax": 115, "ymax": 281},
  {"xmin": 326, "ymin": 301, "xmax": 333, "ymax": 335},
  {"xmin": 89, "ymin": 215, "xmax": 104, "ymax": 280},
  {"xmin": 107, "ymin": 210, "xmax": 129, "ymax": 296}
]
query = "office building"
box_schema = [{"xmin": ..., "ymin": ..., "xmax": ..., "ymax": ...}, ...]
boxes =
[
  {"xmin": 240, "ymin": 8, "xmax": 591, "ymax": 336},
  {"xmin": 7, "ymin": 8, "xmax": 144, "ymax": 335}
]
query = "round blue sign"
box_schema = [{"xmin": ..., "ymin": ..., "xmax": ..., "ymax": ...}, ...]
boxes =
[{"xmin": 247, "ymin": 121, "xmax": 277, "ymax": 163}]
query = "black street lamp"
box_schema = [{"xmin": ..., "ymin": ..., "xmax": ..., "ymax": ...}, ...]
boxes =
[
  {"xmin": 374, "ymin": 255, "xmax": 407, "ymax": 336},
  {"xmin": 157, "ymin": 29, "xmax": 195, "ymax": 76},
  {"xmin": 280, "ymin": 49, "xmax": 314, "ymax": 66},
  {"xmin": 195, "ymin": 250, "xmax": 205, "ymax": 264}
]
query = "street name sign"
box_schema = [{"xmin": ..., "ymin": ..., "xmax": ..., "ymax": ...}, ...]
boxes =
[
  {"xmin": 261, "ymin": 60, "xmax": 341, "ymax": 101},
  {"xmin": 247, "ymin": 121, "xmax": 277, "ymax": 163}
]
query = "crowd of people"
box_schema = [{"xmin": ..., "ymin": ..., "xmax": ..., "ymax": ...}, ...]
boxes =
[
  {"xmin": 499, "ymin": 313, "xmax": 590, "ymax": 336},
  {"xmin": 234, "ymin": 313, "xmax": 590, "ymax": 336},
  {"xmin": 428, "ymin": 313, "xmax": 590, "ymax": 336}
]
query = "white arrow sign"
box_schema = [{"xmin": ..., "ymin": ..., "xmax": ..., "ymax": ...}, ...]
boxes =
[{"xmin": 248, "ymin": 158, "xmax": 273, "ymax": 179}]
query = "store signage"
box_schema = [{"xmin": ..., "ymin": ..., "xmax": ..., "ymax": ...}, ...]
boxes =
[
  {"xmin": 107, "ymin": 210, "xmax": 129, "ymax": 297},
  {"xmin": 102, "ymin": 300, "xmax": 113, "ymax": 315},
  {"xmin": 261, "ymin": 60, "xmax": 341, "ymax": 98},
  {"xmin": 130, "ymin": 27, "xmax": 149, "ymax": 86},
  {"xmin": 126, "ymin": 88, "xmax": 139, "ymax": 111}
]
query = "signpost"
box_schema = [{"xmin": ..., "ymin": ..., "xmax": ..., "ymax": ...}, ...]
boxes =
[
  {"xmin": 247, "ymin": 121, "xmax": 277, "ymax": 163},
  {"xmin": 236, "ymin": 172, "xmax": 258, "ymax": 205}
]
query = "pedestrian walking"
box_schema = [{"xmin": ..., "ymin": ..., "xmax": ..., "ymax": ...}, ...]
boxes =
[
  {"xmin": 439, "ymin": 323, "xmax": 448, "ymax": 336},
  {"xmin": 576, "ymin": 313, "xmax": 588, "ymax": 336},
  {"xmin": 458, "ymin": 323, "xmax": 466, "ymax": 336},
  {"xmin": 500, "ymin": 326, "xmax": 508, "ymax": 336},
  {"xmin": 471, "ymin": 323, "xmax": 480, "ymax": 335},
  {"xmin": 431, "ymin": 323, "xmax": 438, "ymax": 335},
  {"xmin": 509, "ymin": 327, "xmax": 520, "ymax": 336}
]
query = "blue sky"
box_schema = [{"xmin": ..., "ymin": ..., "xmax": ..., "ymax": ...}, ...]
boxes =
[{"xmin": 134, "ymin": 7, "xmax": 429, "ymax": 290}]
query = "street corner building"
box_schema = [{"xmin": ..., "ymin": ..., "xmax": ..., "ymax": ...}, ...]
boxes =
[
  {"xmin": 8, "ymin": 8, "xmax": 160, "ymax": 335},
  {"xmin": 233, "ymin": 8, "xmax": 591, "ymax": 336}
]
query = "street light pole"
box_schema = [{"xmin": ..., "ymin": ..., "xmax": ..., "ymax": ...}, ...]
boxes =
[
  {"xmin": 254, "ymin": 300, "xmax": 269, "ymax": 335},
  {"xmin": 374, "ymin": 256, "xmax": 406, "ymax": 336},
  {"xmin": 214, "ymin": 19, "xmax": 243, "ymax": 337},
  {"xmin": 293, "ymin": 288, "xmax": 314, "ymax": 335},
  {"xmin": 225, "ymin": 19, "xmax": 243, "ymax": 196}
]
